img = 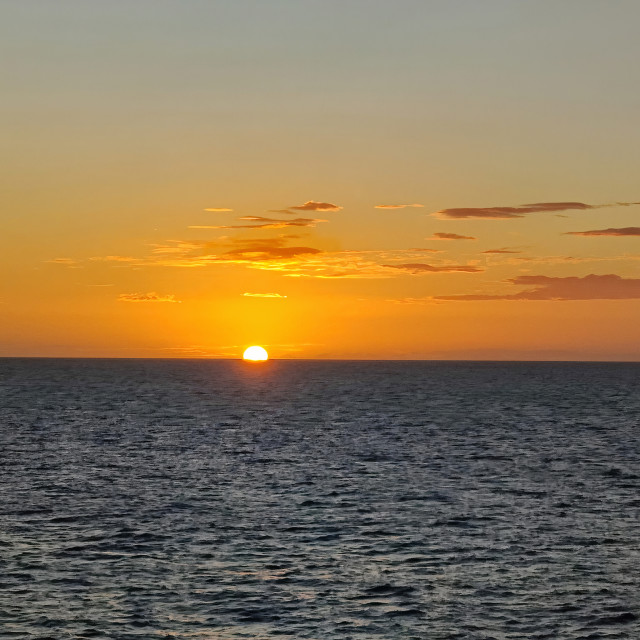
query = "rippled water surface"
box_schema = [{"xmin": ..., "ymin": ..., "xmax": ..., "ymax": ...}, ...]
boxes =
[{"xmin": 1, "ymin": 359, "xmax": 639, "ymax": 639}]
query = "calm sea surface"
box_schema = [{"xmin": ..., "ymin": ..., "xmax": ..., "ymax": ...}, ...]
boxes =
[{"xmin": 1, "ymin": 359, "xmax": 639, "ymax": 639}]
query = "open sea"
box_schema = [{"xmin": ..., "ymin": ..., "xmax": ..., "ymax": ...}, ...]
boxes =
[{"xmin": 1, "ymin": 358, "xmax": 639, "ymax": 640}]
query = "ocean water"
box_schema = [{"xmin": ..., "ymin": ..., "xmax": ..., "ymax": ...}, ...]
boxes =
[{"xmin": 1, "ymin": 359, "xmax": 639, "ymax": 640}]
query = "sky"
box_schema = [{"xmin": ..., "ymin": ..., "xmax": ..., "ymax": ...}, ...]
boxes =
[{"xmin": 1, "ymin": 0, "xmax": 639, "ymax": 360}]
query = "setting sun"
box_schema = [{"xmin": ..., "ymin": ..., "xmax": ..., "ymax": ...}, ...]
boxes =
[{"xmin": 242, "ymin": 346, "xmax": 269, "ymax": 361}]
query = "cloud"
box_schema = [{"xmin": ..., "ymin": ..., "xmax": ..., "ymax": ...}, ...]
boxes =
[
  {"xmin": 203, "ymin": 208, "xmax": 233, "ymax": 212},
  {"xmin": 408, "ymin": 248, "xmax": 442, "ymax": 253},
  {"xmin": 151, "ymin": 240, "xmax": 205, "ymax": 257},
  {"xmin": 89, "ymin": 255, "xmax": 139, "ymax": 262},
  {"xmin": 254, "ymin": 249, "xmax": 459, "ymax": 279},
  {"xmin": 435, "ymin": 274, "xmax": 640, "ymax": 301},
  {"xmin": 432, "ymin": 201, "xmax": 639, "ymax": 220},
  {"xmin": 239, "ymin": 216, "xmax": 280, "ymax": 221},
  {"xmin": 386, "ymin": 297, "xmax": 437, "ymax": 305},
  {"xmin": 290, "ymin": 201, "xmax": 342, "ymax": 212},
  {"xmin": 189, "ymin": 217, "xmax": 326, "ymax": 230},
  {"xmin": 431, "ymin": 232, "xmax": 477, "ymax": 240},
  {"xmin": 238, "ymin": 216, "xmax": 327, "ymax": 227},
  {"xmin": 482, "ymin": 248, "xmax": 522, "ymax": 254},
  {"xmin": 478, "ymin": 253, "xmax": 640, "ymax": 266},
  {"xmin": 375, "ymin": 203, "xmax": 424, "ymax": 209},
  {"xmin": 224, "ymin": 248, "xmax": 455, "ymax": 279},
  {"xmin": 223, "ymin": 244, "xmax": 323, "ymax": 261},
  {"xmin": 383, "ymin": 263, "xmax": 484, "ymax": 274},
  {"xmin": 118, "ymin": 292, "xmax": 180, "ymax": 303},
  {"xmin": 46, "ymin": 258, "xmax": 79, "ymax": 266},
  {"xmin": 565, "ymin": 227, "xmax": 640, "ymax": 237},
  {"xmin": 146, "ymin": 235, "xmax": 326, "ymax": 268},
  {"xmin": 242, "ymin": 292, "xmax": 287, "ymax": 298},
  {"xmin": 90, "ymin": 241, "xmax": 479, "ymax": 280}
]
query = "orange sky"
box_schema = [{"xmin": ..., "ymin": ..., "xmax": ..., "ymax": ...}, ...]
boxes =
[{"xmin": 1, "ymin": 1, "xmax": 639, "ymax": 360}]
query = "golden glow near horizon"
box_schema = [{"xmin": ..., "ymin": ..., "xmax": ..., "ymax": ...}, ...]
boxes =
[
  {"xmin": 243, "ymin": 346, "xmax": 269, "ymax": 361},
  {"xmin": 1, "ymin": 2, "xmax": 640, "ymax": 360}
]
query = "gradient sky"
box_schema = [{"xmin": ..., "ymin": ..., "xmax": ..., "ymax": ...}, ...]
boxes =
[{"xmin": 2, "ymin": 0, "xmax": 639, "ymax": 359}]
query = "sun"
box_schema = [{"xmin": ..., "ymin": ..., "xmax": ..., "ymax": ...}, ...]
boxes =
[{"xmin": 243, "ymin": 345, "xmax": 269, "ymax": 361}]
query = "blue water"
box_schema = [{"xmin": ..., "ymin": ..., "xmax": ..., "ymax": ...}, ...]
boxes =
[{"xmin": 1, "ymin": 359, "xmax": 639, "ymax": 639}]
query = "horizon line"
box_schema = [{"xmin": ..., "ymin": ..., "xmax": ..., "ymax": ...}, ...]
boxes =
[{"xmin": 1, "ymin": 356, "xmax": 639, "ymax": 364}]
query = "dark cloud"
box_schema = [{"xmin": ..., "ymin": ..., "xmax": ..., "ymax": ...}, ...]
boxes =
[
  {"xmin": 431, "ymin": 232, "xmax": 477, "ymax": 240},
  {"xmin": 290, "ymin": 201, "xmax": 342, "ymax": 212},
  {"xmin": 482, "ymin": 248, "xmax": 522, "ymax": 254},
  {"xmin": 383, "ymin": 263, "xmax": 483, "ymax": 274},
  {"xmin": 432, "ymin": 201, "xmax": 639, "ymax": 220},
  {"xmin": 435, "ymin": 274, "xmax": 640, "ymax": 301},
  {"xmin": 565, "ymin": 227, "xmax": 640, "ymax": 237}
]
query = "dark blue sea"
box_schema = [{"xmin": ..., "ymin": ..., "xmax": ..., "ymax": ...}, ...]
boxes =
[{"xmin": 1, "ymin": 359, "xmax": 639, "ymax": 639}]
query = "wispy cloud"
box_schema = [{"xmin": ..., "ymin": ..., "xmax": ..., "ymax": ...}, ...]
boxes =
[
  {"xmin": 47, "ymin": 258, "xmax": 79, "ymax": 266},
  {"xmin": 430, "ymin": 232, "xmax": 476, "ymax": 240},
  {"xmin": 146, "ymin": 235, "xmax": 325, "ymax": 268},
  {"xmin": 249, "ymin": 249, "xmax": 459, "ymax": 279},
  {"xmin": 506, "ymin": 252, "xmax": 640, "ymax": 264},
  {"xmin": 238, "ymin": 216, "xmax": 327, "ymax": 227},
  {"xmin": 242, "ymin": 292, "xmax": 287, "ymax": 298},
  {"xmin": 432, "ymin": 201, "xmax": 639, "ymax": 220},
  {"xmin": 383, "ymin": 263, "xmax": 483, "ymax": 274},
  {"xmin": 89, "ymin": 240, "xmax": 478, "ymax": 280},
  {"xmin": 386, "ymin": 297, "xmax": 436, "ymax": 305},
  {"xmin": 375, "ymin": 203, "xmax": 424, "ymax": 209},
  {"xmin": 290, "ymin": 200, "xmax": 342, "ymax": 212},
  {"xmin": 89, "ymin": 255, "xmax": 139, "ymax": 262},
  {"xmin": 267, "ymin": 201, "xmax": 341, "ymax": 214},
  {"xmin": 118, "ymin": 292, "xmax": 180, "ymax": 303},
  {"xmin": 215, "ymin": 248, "xmax": 460, "ymax": 279},
  {"xmin": 565, "ymin": 227, "xmax": 640, "ymax": 237},
  {"xmin": 203, "ymin": 207, "xmax": 233, "ymax": 212},
  {"xmin": 189, "ymin": 216, "xmax": 326, "ymax": 230},
  {"xmin": 436, "ymin": 274, "xmax": 640, "ymax": 301},
  {"xmin": 482, "ymin": 247, "xmax": 522, "ymax": 254}
]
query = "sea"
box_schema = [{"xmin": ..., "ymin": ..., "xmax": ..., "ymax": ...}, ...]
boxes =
[{"xmin": 1, "ymin": 358, "xmax": 639, "ymax": 639}]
